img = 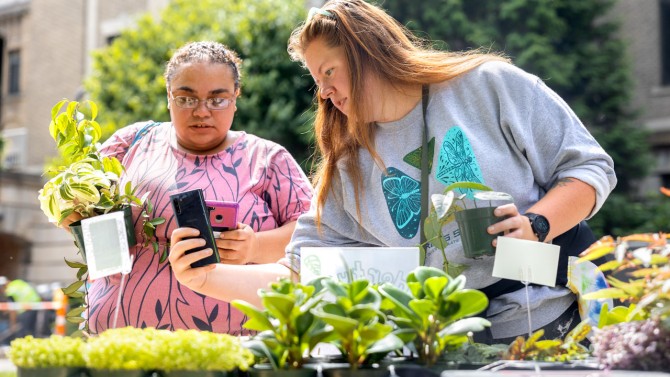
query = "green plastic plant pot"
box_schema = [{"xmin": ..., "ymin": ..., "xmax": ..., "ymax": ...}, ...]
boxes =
[
  {"xmin": 17, "ymin": 367, "xmax": 86, "ymax": 377},
  {"xmin": 159, "ymin": 371, "xmax": 234, "ymax": 377},
  {"xmin": 86, "ymin": 370, "xmax": 149, "ymax": 377},
  {"xmin": 247, "ymin": 364, "xmax": 317, "ymax": 377},
  {"xmin": 455, "ymin": 207, "xmax": 501, "ymax": 259},
  {"xmin": 69, "ymin": 205, "xmax": 137, "ymax": 262}
]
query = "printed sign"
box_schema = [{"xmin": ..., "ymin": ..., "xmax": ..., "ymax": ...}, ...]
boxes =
[{"xmin": 300, "ymin": 247, "xmax": 420, "ymax": 291}]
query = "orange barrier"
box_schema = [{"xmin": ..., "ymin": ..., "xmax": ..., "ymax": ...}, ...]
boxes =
[
  {"xmin": 0, "ymin": 289, "xmax": 68, "ymax": 336},
  {"xmin": 53, "ymin": 289, "xmax": 67, "ymax": 336}
]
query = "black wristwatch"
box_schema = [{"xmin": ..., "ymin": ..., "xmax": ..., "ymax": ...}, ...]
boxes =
[{"xmin": 524, "ymin": 212, "xmax": 550, "ymax": 242}]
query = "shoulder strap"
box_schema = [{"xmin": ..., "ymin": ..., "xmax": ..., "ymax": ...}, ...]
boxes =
[
  {"xmin": 419, "ymin": 85, "xmax": 430, "ymax": 265},
  {"xmin": 130, "ymin": 121, "xmax": 162, "ymax": 147}
]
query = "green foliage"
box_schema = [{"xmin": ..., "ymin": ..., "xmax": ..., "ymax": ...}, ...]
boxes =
[
  {"xmin": 588, "ymin": 192, "xmax": 670, "ymax": 238},
  {"xmin": 378, "ymin": 266, "xmax": 490, "ymax": 366},
  {"xmin": 502, "ymin": 322, "xmax": 591, "ymax": 362},
  {"xmin": 232, "ymin": 278, "xmax": 331, "ymax": 370},
  {"xmin": 85, "ymin": 0, "xmax": 315, "ymax": 169},
  {"xmin": 595, "ymin": 302, "xmax": 645, "ymax": 328},
  {"xmin": 311, "ymin": 277, "xmax": 405, "ymax": 370},
  {"xmin": 8, "ymin": 335, "xmax": 86, "ymax": 368},
  {"xmin": 84, "ymin": 327, "xmax": 253, "ymax": 371}
]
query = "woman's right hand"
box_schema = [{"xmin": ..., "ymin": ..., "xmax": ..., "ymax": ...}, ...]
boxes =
[{"xmin": 169, "ymin": 227, "xmax": 216, "ymax": 292}]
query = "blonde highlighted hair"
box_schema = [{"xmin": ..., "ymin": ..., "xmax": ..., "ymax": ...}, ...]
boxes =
[{"xmin": 288, "ymin": 0, "xmax": 509, "ymax": 226}]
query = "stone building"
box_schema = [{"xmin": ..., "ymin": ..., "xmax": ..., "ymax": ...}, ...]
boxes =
[
  {"xmin": 0, "ymin": 0, "xmax": 168, "ymax": 284},
  {"xmin": 0, "ymin": 0, "xmax": 668, "ymax": 286}
]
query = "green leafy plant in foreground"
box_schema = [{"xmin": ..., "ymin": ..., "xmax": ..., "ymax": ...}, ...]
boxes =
[
  {"xmin": 232, "ymin": 278, "xmax": 331, "ymax": 370},
  {"xmin": 378, "ymin": 266, "xmax": 490, "ymax": 366},
  {"xmin": 37, "ymin": 99, "xmax": 165, "ymax": 335},
  {"xmin": 311, "ymin": 277, "xmax": 405, "ymax": 370}
]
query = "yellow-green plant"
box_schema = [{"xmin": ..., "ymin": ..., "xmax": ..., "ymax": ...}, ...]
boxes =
[
  {"xmin": 502, "ymin": 322, "xmax": 591, "ymax": 362},
  {"xmin": 8, "ymin": 335, "xmax": 86, "ymax": 369},
  {"xmin": 578, "ymin": 232, "xmax": 670, "ymax": 321}
]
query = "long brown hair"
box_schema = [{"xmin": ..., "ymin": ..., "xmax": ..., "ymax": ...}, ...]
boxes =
[{"xmin": 288, "ymin": 0, "xmax": 509, "ymax": 225}]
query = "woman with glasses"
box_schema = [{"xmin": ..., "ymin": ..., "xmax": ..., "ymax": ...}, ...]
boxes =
[
  {"xmin": 281, "ymin": 0, "xmax": 616, "ymax": 344},
  {"xmin": 84, "ymin": 41, "xmax": 313, "ymax": 334}
]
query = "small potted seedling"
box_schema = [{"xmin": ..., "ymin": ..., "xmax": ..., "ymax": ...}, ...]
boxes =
[{"xmin": 424, "ymin": 182, "xmax": 512, "ymax": 267}]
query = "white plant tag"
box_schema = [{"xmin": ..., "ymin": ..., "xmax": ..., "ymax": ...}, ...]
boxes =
[
  {"xmin": 492, "ymin": 236, "xmax": 560, "ymax": 287},
  {"xmin": 82, "ymin": 211, "xmax": 132, "ymax": 280}
]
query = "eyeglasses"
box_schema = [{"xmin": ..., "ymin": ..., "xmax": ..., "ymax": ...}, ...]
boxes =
[{"xmin": 169, "ymin": 92, "xmax": 235, "ymax": 110}]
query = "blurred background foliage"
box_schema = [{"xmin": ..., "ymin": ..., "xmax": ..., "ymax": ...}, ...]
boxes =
[
  {"xmin": 85, "ymin": 0, "xmax": 665, "ymax": 237},
  {"xmin": 85, "ymin": 0, "xmax": 315, "ymax": 169}
]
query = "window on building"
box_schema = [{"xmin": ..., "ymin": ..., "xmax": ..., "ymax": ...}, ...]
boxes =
[
  {"xmin": 106, "ymin": 34, "xmax": 119, "ymax": 45},
  {"xmin": 661, "ymin": 173, "xmax": 670, "ymax": 189},
  {"xmin": 8, "ymin": 50, "xmax": 20, "ymax": 94}
]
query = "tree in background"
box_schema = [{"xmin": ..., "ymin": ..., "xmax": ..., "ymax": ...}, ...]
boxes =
[
  {"xmin": 85, "ymin": 0, "xmax": 315, "ymax": 167},
  {"xmin": 383, "ymin": 0, "xmax": 657, "ymax": 236}
]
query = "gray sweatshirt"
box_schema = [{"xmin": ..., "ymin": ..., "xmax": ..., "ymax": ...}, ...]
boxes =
[{"xmin": 287, "ymin": 61, "xmax": 617, "ymax": 339}]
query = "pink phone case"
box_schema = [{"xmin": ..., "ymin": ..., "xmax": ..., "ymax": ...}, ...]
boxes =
[{"xmin": 205, "ymin": 200, "xmax": 239, "ymax": 233}]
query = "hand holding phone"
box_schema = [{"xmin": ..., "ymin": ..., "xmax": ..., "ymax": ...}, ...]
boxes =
[
  {"xmin": 205, "ymin": 200, "xmax": 239, "ymax": 238},
  {"xmin": 170, "ymin": 189, "xmax": 220, "ymax": 268}
]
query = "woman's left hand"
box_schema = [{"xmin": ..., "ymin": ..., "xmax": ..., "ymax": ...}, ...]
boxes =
[
  {"xmin": 215, "ymin": 223, "xmax": 259, "ymax": 265},
  {"xmin": 487, "ymin": 203, "xmax": 536, "ymax": 246}
]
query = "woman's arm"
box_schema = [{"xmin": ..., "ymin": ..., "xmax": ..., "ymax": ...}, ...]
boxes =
[
  {"xmin": 169, "ymin": 227, "xmax": 292, "ymax": 307},
  {"xmin": 215, "ymin": 221, "xmax": 297, "ymax": 264},
  {"xmin": 491, "ymin": 177, "xmax": 596, "ymax": 243}
]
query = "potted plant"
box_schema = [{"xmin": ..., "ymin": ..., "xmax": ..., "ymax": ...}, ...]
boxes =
[
  {"xmin": 501, "ymin": 323, "xmax": 592, "ymax": 363},
  {"xmin": 578, "ymin": 228, "xmax": 670, "ymax": 371},
  {"xmin": 37, "ymin": 99, "xmax": 165, "ymax": 334},
  {"xmin": 423, "ymin": 181, "xmax": 512, "ymax": 276},
  {"xmin": 8, "ymin": 335, "xmax": 86, "ymax": 377},
  {"xmin": 231, "ymin": 278, "xmax": 331, "ymax": 376},
  {"xmin": 377, "ymin": 266, "xmax": 490, "ymax": 368},
  {"xmin": 310, "ymin": 277, "xmax": 405, "ymax": 375},
  {"xmin": 83, "ymin": 327, "xmax": 253, "ymax": 377}
]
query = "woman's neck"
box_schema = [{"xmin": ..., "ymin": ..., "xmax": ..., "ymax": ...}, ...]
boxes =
[
  {"xmin": 171, "ymin": 127, "xmax": 240, "ymax": 155},
  {"xmin": 373, "ymin": 83, "xmax": 423, "ymax": 123}
]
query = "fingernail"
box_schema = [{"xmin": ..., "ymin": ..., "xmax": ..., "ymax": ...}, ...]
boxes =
[{"xmin": 487, "ymin": 226, "xmax": 494, "ymax": 233}]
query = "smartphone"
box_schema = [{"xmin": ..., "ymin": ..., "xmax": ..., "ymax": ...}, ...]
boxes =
[
  {"xmin": 170, "ymin": 189, "xmax": 220, "ymax": 268},
  {"xmin": 205, "ymin": 200, "xmax": 239, "ymax": 238}
]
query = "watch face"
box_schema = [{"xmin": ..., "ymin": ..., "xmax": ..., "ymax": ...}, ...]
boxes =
[{"xmin": 535, "ymin": 217, "xmax": 550, "ymax": 234}]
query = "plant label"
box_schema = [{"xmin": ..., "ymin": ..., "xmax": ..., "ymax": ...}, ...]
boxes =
[
  {"xmin": 491, "ymin": 236, "xmax": 560, "ymax": 287},
  {"xmin": 82, "ymin": 211, "xmax": 132, "ymax": 280},
  {"xmin": 300, "ymin": 247, "xmax": 420, "ymax": 292}
]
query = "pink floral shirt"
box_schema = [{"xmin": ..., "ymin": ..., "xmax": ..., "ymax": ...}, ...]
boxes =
[{"xmin": 88, "ymin": 121, "xmax": 312, "ymax": 334}]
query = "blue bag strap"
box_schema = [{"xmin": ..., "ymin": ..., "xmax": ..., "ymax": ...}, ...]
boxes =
[{"xmin": 130, "ymin": 121, "xmax": 162, "ymax": 147}]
